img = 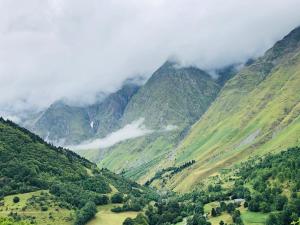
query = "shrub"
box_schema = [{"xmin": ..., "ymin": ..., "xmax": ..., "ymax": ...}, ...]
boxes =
[
  {"xmin": 111, "ymin": 193, "xmax": 124, "ymax": 203},
  {"xmin": 13, "ymin": 196, "xmax": 20, "ymax": 203},
  {"xmin": 75, "ymin": 201, "xmax": 97, "ymax": 225}
]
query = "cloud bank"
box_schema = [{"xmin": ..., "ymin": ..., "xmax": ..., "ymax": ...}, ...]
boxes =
[
  {"xmin": 1, "ymin": 0, "xmax": 300, "ymax": 112},
  {"xmin": 69, "ymin": 118, "xmax": 153, "ymax": 150}
]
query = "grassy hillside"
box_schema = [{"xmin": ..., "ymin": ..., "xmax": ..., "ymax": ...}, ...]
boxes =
[
  {"xmin": 122, "ymin": 61, "xmax": 221, "ymax": 129},
  {"xmin": 81, "ymin": 130, "xmax": 181, "ymax": 183},
  {"xmin": 0, "ymin": 118, "xmax": 157, "ymax": 225},
  {"xmin": 83, "ymin": 61, "xmax": 222, "ymax": 182},
  {"xmin": 167, "ymin": 26, "xmax": 300, "ymax": 192}
]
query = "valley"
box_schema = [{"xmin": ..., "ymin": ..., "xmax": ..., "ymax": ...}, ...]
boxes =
[{"xmin": 0, "ymin": 7, "xmax": 300, "ymax": 225}]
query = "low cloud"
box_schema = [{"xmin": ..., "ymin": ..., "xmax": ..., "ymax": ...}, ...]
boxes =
[
  {"xmin": 164, "ymin": 125, "xmax": 178, "ymax": 131},
  {"xmin": 68, "ymin": 118, "xmax": 153, "ymax": 150},
  {"xmin": 1, "ymin": 0, "xmax": 300, "ymax": 113}
]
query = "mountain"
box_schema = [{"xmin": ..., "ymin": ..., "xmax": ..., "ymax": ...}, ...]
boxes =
[
  {"xmin": 84, "ymin": 61, "xmax": 223, "ymax": 183},
  {"xmin": 30, "ymin": 101, "xmax": 93, "ymax": 145},
  {"xmin": 163, "ymin": 26, "xmax": 300, "ymax": 192},
  {"xmin": 122, "ymin": 61, "xmax": 221, "ymax": 129},
  {"xmin": 26, "ymin": 83, "xmax": 140, "ymax": 145},
  {"xmin": 88, "ymin": 83, "xmax": 140, "ymax": 138},
  {"xmin": 0, "ymin": 118, "xmax": 157, "ymax": 225}
]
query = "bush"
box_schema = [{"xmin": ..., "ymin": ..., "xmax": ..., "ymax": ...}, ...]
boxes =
[
  {"xmin": 111, "ymin": 193, "xmax": 124, "ymax": 203},
  {"xmin": 41, "ymin": 206, "xmax": 48, "ymax": 211},
  {"xmin": 123, "ymin": 217, "xmax": 134, "ymax": 225},
  {"xmin": 13, "ymin": 196, "xmax": 20, "ymax": 203},
  {"xmin": 75, "ymin": 201, "xmax": 97, "ymax": 225}
]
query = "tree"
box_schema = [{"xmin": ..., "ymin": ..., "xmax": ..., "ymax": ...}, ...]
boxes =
[
  {"xmin": 13, "ymin": 196, "xmax": 20, "ymax": 203},
  {"xmin": 211, "ymin": 208, "xmax": 217, "ymax": 217},
  {"xmin": 260, "ymin": 202, "xmax": 271, "ymax": 213},
  {"xmin": 219, "ymin": 220, "xmax": 225, "ymax": 225},
  {"xmin": 220, "ymin": 202, "xmax": 226, "ymax": 212},
  {"xmin": 274, "ymin": 195, "xmax": 287, "ymax": 210},
  {"xmin": 226, "ymin": 203, "xmax": 235, "ymax": 214},
  {"xmin": 266, "ymin": 213, "xmax": 281, "ymax": 225},
  {"xmin": 123, "ymin": 218, "xmax": 134, "ymax": 225},
  {"xmin": 75, "ymin": 201, "xmax": 97, "ymax": 225},
  {"xmin": 134, "ymin": 213, "xmax": 149, "ymax": 225},
  {"xmin": 248, "ymin": 200, "xmax": 259, "ymax": 212},
  {"xmin": 194, "ymin": 202, "xmax": 204, "ymax": 214},
  {"xmin": 111, "ymin": 193, "xmax": 124, "ymax": 203}
]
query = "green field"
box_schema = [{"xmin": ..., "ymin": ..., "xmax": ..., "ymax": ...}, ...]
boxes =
[
  {"xmin": 0, "ymin": 191, "xmax": 143, "ymax": 225},
  {"xmin": 0, "ymin": 191, "xmax": 74, "ymax": 225},
  {"xmin": 240, "ymin": 210, "xmax": 268, "ymax": 225},
  {"xmin": 204, "ymin": 202, "xmax": 268, "ymax": 225},
  {"xmin": 87, "ymin": 204, "xmax": 138, "ymax": 225}
]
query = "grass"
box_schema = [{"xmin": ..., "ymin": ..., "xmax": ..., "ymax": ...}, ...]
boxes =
[
  {"xmin": 208, "ymin": 213, "xmax": 232, "ymax": 225},
  {"xmin": 0, "ymin": 191, "xmax": 74, "ymax": 225},
  {"xmin": 84, "ymin": 131, "xmax": 180, "ymax": 183},
  {"xmin": 204, "ymin": 202, "xmax": 268, "ymax": 225},
  {"xmin": 241, "ymin": 210, "xmax": 268, "ymax": 225},
  {"xmin": 86, "ymin": 204, "xmax": 139, "ymax": 225},
  {"xmin": 204, "ymin": 201, "xmax": 220, "ymax": 214},
  {"xmin": 169, "ymin": 52, "xmax": 300, "ymax": 192},
  {"xmin": 0, "ymin": 185, "xmax": 141, "ymax": 225}
]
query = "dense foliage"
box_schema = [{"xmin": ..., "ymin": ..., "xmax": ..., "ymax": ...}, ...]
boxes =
[
  {"xmin": 74, "ymin": 201, "xmax": 97, "ymax": 225},
  {"xmin": 0, "ymin": 118, "xmax": 156, "ymax": 225},
  {"xmin": 236, "ymin": 147, "xmax": 300, "ymax": 224},
  {"xmin": 145, "ymin": 160, "xmax": 196, "ymax": 186},
  {"xmin": 0, "ymin": 218, "xmax": 30, "ymax": 225},
  {"xmin": 120, "ymin": 147, "xmax": 300, "ymax": 225}
]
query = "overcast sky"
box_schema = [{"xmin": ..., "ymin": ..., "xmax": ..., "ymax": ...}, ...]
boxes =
[{"xmin": 1, "ymin": 0, "xmax": 300, "ymax": 114}]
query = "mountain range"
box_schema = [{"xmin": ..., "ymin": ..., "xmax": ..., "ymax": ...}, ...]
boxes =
[
  {"xmin": 21, "ymin": 26, "xmax": 300, "ymax": 191},
  {"xmin": 1, "ymin": 25, "xmax": 300, "ymax": 225}
]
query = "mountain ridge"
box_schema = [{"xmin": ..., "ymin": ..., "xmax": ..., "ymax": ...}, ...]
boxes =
[{"xmin": 164, "ymin": 26, "xmax": 300, "ymax": 192}]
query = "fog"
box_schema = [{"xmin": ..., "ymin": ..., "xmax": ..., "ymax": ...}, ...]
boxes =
[
  {"xmin": 68, "ymin": 118, "xmax": 153, "ymax": 150},
  {"xmin": 1, "ymin": 0, "xmax": 300, "ymax": 114}
]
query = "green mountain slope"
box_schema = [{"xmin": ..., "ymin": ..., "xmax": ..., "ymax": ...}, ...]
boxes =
[
  {"xmin": 84, "ymin": 62, "xmax": 222, "ymax": 182},
  {"xmin": 167, "ymin": 26, "xmax": 300, "ymax": 192},
  {"xmin": 0, "ymin": 118, "xmax": 157, "ymax": 225},
  {"xmin": 27, "ymin": 83, "xmax": 139, "ymax": 145},
  {"xmin": 122, "ymin": 61, "xmax": 221, "ymax": 128}
]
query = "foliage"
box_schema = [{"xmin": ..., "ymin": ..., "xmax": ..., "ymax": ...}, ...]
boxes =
[
  {"xmin": 145, "ymin": 160, "xmax": 196, "ymax": 186},
  {"xmin": 0, "ymin": 118, "xmax": 156, "ymax": 225},
  {"xmin": 74, "ymin": 201, "xmax": 97, "ymax": 225},
  {"xmin": 123, "ymin": 213, "xmax": 149, "ymax": 225},
  {"xmin": 0, "ymin": 218, "xmax": 30, "ymax": 225},
  {"xmin": 236, "ymin": 147, "xmax": 300, "ymax": 224}
]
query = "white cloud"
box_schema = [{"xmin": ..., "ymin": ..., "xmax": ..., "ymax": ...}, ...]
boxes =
[
  {"xmin": 0, "ymin": 0, "xmax": 300, "ymax": 112},
  {"xmin": 68, "ymin": 118, "xmax": 153, "ymax": 150}
]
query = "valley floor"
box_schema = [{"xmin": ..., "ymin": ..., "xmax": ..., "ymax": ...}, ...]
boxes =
[
  {"xmin": 0, "ymin": 191, "xmax": 73, "ymax": 225},
  {"xmin": 87, "ymin": 204, "xmax": 138, "ymax": 225},
  {"xmin": 204, "ymin": 201, "xmax": 268, "ymax": 225}
]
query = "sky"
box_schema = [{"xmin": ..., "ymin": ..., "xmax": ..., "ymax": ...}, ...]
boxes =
[{"xmin": 1, "ymin": 0, "xmax": 300, "ymax": 115}]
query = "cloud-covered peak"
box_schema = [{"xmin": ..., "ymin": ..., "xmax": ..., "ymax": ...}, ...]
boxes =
[{"xmin": 1, "ymin": 0, "xmax": 300, "ymax": 112}]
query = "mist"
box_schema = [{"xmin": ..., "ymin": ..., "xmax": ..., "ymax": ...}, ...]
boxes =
[
  {"xmin": 68, "ymin": 118, "xmax": 153, "ymax": 150},
  {"xmin": 1, "ymin": 0, "xmax": 300, "ymax": 114}
]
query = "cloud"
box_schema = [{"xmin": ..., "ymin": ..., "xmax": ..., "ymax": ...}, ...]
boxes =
[
  {"xmin": 0, "ymin": 0, "xmax": 300, "ymax": 112},
  {"xmin": 68, "ymin": 118, "xmax": 153, "ymax": 150}
]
